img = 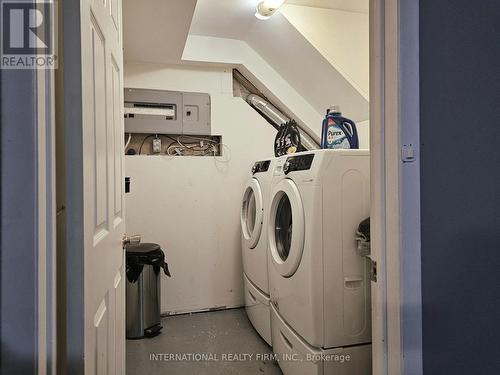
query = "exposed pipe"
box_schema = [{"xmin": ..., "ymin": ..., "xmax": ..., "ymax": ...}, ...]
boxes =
[
  {"xmin": 233, "ymin": 69, "xmax": 264, "ymax": 98},
  {"xmin": 233, "ymin": 69, "xmax": 320, "ymax": 151},
  {"xmin": 247, "ymin": 94, "xmax": 289, "ymax": 126},
  {"xmin": 246, "ymin": 94, "xmax": 319, "ymax": 151}
]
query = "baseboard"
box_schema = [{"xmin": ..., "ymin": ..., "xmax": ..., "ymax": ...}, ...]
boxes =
[{"xmin": 161, "ymin": 304, "xmax": 245, "ymax": 317}]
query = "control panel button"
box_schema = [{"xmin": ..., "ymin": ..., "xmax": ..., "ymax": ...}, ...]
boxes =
[{"xmin": 283, "ymin": 161, "xmax": 291, "ymax": 174}]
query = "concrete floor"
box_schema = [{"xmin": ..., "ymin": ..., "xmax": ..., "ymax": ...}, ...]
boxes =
[{"xmin": 127, "ymin": 308, "xmax": 283, "ymax": 375}]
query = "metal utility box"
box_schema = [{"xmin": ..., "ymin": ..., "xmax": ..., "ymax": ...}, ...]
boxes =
[{"xmin": 124, "ymin": 88, "xmax": 211, "ymax": 135}]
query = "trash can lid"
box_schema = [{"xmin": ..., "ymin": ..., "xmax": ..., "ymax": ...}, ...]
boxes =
[
  {"xmin": 125, "ymin": 242, "xmax": 161, "ymax": 256},
  {"xmin": 125, "ymin": 242, "xmax": 171, "ymax": 280}
]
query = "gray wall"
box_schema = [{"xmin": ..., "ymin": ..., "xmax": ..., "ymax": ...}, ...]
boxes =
[
  {"xmin": 420, "ymin": 0, "xmax": 500, "ymax": 373},
  {"xmin": 0, "ymin": 69, "xmax": 38, "ymax": 374}
]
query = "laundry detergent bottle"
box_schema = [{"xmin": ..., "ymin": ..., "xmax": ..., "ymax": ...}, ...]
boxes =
[{"xmin": 320, "ymin": 105, "xmax": 359, "ymax": 149}]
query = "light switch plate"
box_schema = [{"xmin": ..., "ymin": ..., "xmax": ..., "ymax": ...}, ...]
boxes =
[{"xmin": 401, "ymin": 144, "xmax": 416, "ymax": 162}]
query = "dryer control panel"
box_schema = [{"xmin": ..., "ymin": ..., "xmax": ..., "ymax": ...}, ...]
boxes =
[{"xmin": 283, "ymin": 153, "xmax": 315, "ymax": 174}]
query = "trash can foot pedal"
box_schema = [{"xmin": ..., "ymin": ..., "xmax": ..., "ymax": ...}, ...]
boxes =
[{"xmin": 144, "ymin": 324, "xmax": 163, "ymax": 338}]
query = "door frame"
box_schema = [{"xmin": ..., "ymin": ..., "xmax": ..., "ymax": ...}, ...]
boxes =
[
  {"xmin": 36, "ymin": 60, "xmax": 58, "ymax": 375},
  {"xmin": 370, "ymin": 0, "xmax": 423, "ymax": 374},
  {"xmin": 0, "ymin": 0, "xmax": 57, "ymax": 373},
  {"xmin": 4, "ymin": 0, "xmax": 423, "ymax": 373}
]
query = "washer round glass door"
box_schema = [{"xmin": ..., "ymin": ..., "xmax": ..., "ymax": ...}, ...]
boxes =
[
  {"xmin": 269, "ymin": 179, "xmax": 305, "ymax": 277},
  {"xmin": 241, "ymin": 178, "xmax": 264, "ymax": 249}
]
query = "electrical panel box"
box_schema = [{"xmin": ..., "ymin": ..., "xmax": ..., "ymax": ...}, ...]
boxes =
[{"xmin": 124, "ymin": 88, "xmax": 211, "ymax": 135}]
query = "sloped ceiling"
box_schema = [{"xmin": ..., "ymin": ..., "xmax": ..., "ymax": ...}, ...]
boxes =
[
  {"xmin": 188, "ymin": 0, "xmax": 369, "ymax": 121},
  {"xmin": 287, "ymin": 0, "xmax": 368, "ymax": 13},
  {"xmin": 242, "ymin": 13, "xmax": 368, "ymax": 121},
  {"xmin": 123, "ymin": 0, "xmax": 369, "ymax": 121},
  {"xmin": 123, "ymin": 0, "xmax": 198, "ymax": 63},
  {"xmin": 280, "ymin": 4, "xmax": 369, "ymax": 99}
]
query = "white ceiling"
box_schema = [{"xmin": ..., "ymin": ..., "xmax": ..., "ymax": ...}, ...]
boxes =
[
  {"xmin": 123, "ymin": 0, "xmax": 368, "ymax": 64},
  {"xmin": 123, "ymin": 0, "xmax": 369, "ymax": 121},
  {"xmin": 188, "ymin": 0, "xmax": 261, "ymax": 40},
  {"xmin": 188, "ymin": 0, "xmax": 368, "ymax": 40},
  {"xmin": 187, "ymin": 1, "xmax": 368, "ymax": 120},
  {"xmin": 123, "ymin": 0, "xmax": 198, "ymax": 63}
]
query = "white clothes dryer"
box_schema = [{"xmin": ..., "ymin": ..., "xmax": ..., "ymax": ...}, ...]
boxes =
[{"xmin": 268, "ymin": 150, "xmax": 371, "ymax": 351}]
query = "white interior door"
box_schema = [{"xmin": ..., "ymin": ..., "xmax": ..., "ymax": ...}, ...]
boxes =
[
  {"xmin": 80, "ymin": 0, "xmax": 125, "ymax": 373},
  {"xmin": 58, "ymin": 0, "xmax": 419, "ymax": 373}
]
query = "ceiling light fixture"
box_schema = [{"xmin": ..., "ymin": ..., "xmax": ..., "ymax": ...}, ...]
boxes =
[{"xmin": 255, "ymin": 0, "xmax": 287, "ymax": 20}]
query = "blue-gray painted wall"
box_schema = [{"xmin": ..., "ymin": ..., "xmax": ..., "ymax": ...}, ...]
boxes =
[
  {"xmin": 420, "ymin": 1, "xmax": 500, "ymax": 373},
  {"xmin": 0, "ymin": 68, "xmax": 38, "ymax": 374}
]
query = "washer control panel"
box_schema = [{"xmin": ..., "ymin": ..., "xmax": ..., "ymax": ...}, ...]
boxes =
[{"xmin": 252, "ymin": 160, "xmax": 271, "ymax": 174}]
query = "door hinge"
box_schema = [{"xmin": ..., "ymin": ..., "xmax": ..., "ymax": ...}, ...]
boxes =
[{"xmin": 122, "ymin": 234, "xmax": 141, "ymax": 248}]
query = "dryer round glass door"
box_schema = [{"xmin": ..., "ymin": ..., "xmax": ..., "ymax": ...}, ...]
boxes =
[
  {"xmin": 269, "ymin": 179, "xmax": 305, "ymax": 277},
  {"xmin": 241, "ymin": 178, "xmax": 264, "ymax": 249},
  {"xmin": 275, "ymin": 194, "xmax": 292, "ymax": 261}
]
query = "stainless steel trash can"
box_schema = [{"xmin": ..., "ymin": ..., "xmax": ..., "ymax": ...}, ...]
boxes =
[{"xmin": 125, "ymin": 243, "xmax": 171, "ymax": 339}]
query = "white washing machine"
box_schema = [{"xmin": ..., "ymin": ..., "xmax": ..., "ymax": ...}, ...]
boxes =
[
  {"xmin": 268, "ymin": 150, "xmax": 371, "ymax": 374},
  {"xmin": 241, "ymin": 159, "xmax": 275, "ymax": 346}
]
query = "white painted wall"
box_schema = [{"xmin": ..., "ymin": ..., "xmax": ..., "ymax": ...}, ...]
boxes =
[
  {"xmin": 183, "ymin": 35, "xmax": 370, "ymax": 145},
  {"xmin": 281, "ymin": 4, "xmax": 370, "ymax": 100},
  {"xmin": 124, "ymin": 63, "xmax": 277, "ymax": 314},
  {"xmin": 182, "ymin": 35, "xmax": 324, "ymax": 136}
]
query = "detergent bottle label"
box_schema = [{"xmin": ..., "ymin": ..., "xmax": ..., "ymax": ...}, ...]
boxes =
[{"xmin": 326, "ymin": 118, "xmax": 350, "ymax": 149}]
